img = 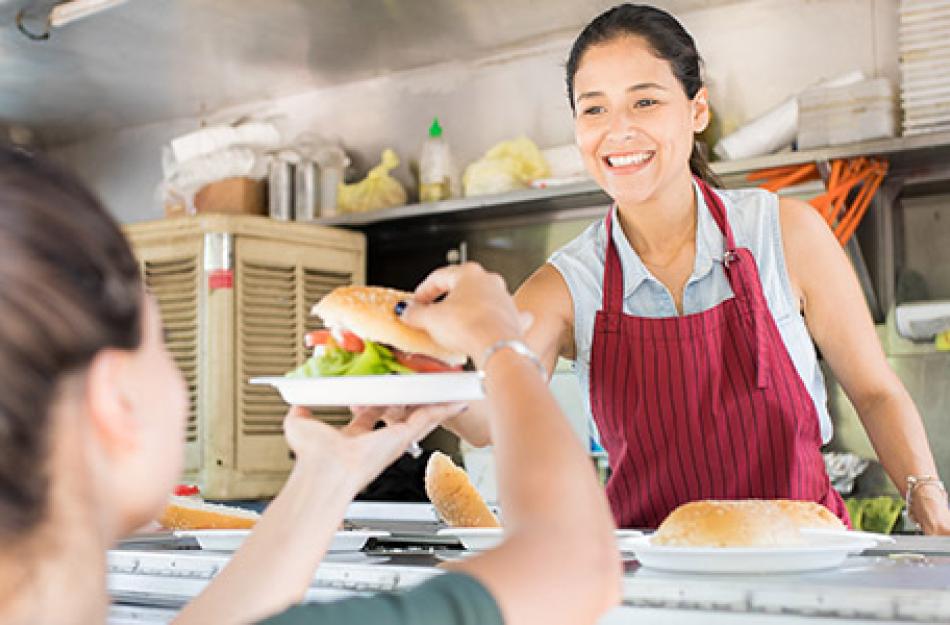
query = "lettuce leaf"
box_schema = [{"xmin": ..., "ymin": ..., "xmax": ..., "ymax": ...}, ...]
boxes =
[{"xmin": 286, "ymin": 339, "xmax": 414, "ymax": 378}]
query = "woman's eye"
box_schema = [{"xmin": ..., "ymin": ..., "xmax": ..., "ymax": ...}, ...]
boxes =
[
  {"xmin": 582, "ymin": 105, "xmax": 606, "ymax": 116},
  {"xmin": 634, "ymin": 98, "xmax": 658, "ymax": 108}
]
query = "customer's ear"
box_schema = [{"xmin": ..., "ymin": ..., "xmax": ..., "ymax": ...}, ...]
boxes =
[{"xmin": 84, "ymin": 349, "xmax": 139, "ymax": 456}]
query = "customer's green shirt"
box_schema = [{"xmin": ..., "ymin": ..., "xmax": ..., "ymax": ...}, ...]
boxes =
[{"xmin": 257, "ymin": 572, "xmax": 504, "ymax": 625}]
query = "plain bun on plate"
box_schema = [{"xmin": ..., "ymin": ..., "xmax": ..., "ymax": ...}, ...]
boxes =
[
  {"xmin": 313, "ymin": 286, "xmax": 466, "ymax": 367},
  {"xmin": 652, "ymin": 499, "xmax": 844, "ymax": 547},
  {"xmin": 775, "ymin": 499, "xmax": 846, "ymax": 531}
]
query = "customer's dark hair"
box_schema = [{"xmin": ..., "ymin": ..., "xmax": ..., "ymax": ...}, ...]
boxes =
[
  {"xmin": 0, "ymin": 145, "xmax": 142, "ymax": 538},
  {"xmin": 566, "ymin": 3, "xmax": 720, "ymax": 185}
]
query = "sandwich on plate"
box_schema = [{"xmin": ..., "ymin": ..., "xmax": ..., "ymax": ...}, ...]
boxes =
[{"xmin": 287, "ymin": 285, "xmax": 467, "ymax": 378}]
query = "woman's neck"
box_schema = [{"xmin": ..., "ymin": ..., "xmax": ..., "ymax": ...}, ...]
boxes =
[
  {"xmin": 0, "ymin": 407, "xmax": 113, "ymax": 624},
  {"xmin": 616, "ymin": 172, "xmax": 697, "ymax": 264}
]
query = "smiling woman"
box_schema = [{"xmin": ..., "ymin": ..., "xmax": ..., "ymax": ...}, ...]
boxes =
[
  {"xmin": 565, "ymin": 3, "xmax": 718, "ymax": 194},
  {"xmin": 440, "ymin": 2, "xmax": 950, "ymax": 537}
]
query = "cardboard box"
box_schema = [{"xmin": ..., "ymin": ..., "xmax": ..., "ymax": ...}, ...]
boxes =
[{"xmin": 166, "ymin": 177, "xmax": 266, "ymax": 218}]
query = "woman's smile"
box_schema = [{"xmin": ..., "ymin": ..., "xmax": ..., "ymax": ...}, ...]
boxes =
[{"xmin": 601, "ymin": 149, "xmax": 656, "ymax": 174}]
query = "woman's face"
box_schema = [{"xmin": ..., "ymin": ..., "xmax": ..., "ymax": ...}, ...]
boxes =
[
  {"xmin": 115, "ymin": 296, "xmax": 188, "ymax": 532},
  {"xmin": 572, "ymin": 36, "xmax": 708, "ymax": 207}
]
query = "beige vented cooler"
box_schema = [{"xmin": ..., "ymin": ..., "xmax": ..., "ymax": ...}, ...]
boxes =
[{"xmin": 124, "ymin": 215, "xmax": 365, "ymax": 499}]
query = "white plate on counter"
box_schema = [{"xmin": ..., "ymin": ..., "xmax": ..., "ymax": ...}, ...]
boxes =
[
  {"xmin": 438, "ymin": 528, "xmax": 643, "ymax": 551},
  {"xmin": 175, "ymin": 529, "xmax": 390, "ymax": 552},
  {"xmin": 618, "ymin": 532, "xmax": 883, "ymax": 574},
  {"xmin": 250, "ymin": 373, "xmax": 484, "ymax": 406}
]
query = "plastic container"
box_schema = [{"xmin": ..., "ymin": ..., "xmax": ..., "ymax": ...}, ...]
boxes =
[{"xmin": 419, "ymin": 117, "xmax": 459, "ymax": 203}]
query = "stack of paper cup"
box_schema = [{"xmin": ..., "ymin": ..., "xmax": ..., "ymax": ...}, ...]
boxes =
[{"xmin": 715, "ymin": 70, "xmax": 865, "ymax": 161}]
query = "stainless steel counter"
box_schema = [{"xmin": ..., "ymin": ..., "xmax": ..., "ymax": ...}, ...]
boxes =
[{"xmin": 108, "ymin": 535, "xmax": 950, "ymax": 625}]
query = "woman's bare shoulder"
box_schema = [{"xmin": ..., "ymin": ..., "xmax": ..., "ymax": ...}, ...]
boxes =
[{"xmin": 515, "ymin": 264, "xmax": 576, "ymax": 360}]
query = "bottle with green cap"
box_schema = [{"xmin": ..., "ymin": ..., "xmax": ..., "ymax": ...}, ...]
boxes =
[{"xmin": 419, "ymin": 117, "xmax": 459, "ymax": 202}]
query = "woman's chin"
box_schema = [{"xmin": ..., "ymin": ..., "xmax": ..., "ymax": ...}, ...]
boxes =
[{"xmin": 605, "ymin": 183, "xmax": 657, "ymax": 208}]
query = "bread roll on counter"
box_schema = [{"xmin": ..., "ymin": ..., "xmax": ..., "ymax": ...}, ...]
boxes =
[
  {"xmin": 425, "ymin": 451, "xmax": 500, "ymax": 528},
  {"xmin": 652, "ymin": 499, "xmax": 843, "ymax": 547},
  {"xmin": 775, "ymin": 499, "xmax": 846, "ymax": 531},
  {"xmin": 158, "ymin": 495, "xmax": 260, "ymax": 530}
]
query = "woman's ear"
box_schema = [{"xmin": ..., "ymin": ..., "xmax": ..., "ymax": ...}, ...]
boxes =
[
  {"xmin": 84, "ymin": 349, "xmax": 139, "ymax": 456},
  {"xmin": 692, "ymin": 87, "xmax": 710, "ymax": 134}
]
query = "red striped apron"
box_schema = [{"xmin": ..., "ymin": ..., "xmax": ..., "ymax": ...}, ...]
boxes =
[{"xmin": 590, "ymin": 178, "xmax": 849, "ymax": 529}]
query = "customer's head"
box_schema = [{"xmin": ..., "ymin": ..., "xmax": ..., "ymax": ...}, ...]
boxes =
[
  {"xmin": 0, "ymin": 146, "xmax": 187, "ymax": 542},
  {"xmin": 566, "ymin": 4, "xmax": 716, "ymax": 205}
]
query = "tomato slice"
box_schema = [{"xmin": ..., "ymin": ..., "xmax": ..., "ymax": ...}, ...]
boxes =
[
  {"xmin": 394, "ymin": 350, "xmax": 463, "ymax": 373},
  {"xmin": 304, "ymin": 329, "xmax": 331, "ymax": 348},
  {"xmin": 305, "ymin": 329, "xmax": 364, "ymax": 353},
  {"xmin": 339, "ymin": 332, "xmax": 364, "ymax": 353},
  {"xmin": 174, "ymin": 484, "xmax": 200, "ymax": 496}
]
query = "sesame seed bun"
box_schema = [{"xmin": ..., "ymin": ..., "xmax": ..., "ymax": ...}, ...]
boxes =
[
  {"xmin": 651, "ymin": 499, "xmax": 842, "ymax": 547},
  {"xmin": 775, "ymin": 499, "xmax": 846, "ymax": 531},
  {"xmin": 312, "ymin": 286, "xmax": 466, "ymax": 367}
]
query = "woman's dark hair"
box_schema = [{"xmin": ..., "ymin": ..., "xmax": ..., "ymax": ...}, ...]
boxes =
[
  {"xmin": 0, "ymin": 145, "xmax": 142, "ymax": 538},
  {"xmin": 566, "ymin": 3, "xmax": 720, "ymax": 185}
]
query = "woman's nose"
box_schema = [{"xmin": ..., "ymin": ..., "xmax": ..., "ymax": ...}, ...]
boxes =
[{"xmin": 606, "ymin": 109, "xmax": 639, "ymax": 143}]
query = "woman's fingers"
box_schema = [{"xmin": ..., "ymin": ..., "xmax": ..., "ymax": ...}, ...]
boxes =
[
  {"xmin": 411, "ymin": 264, "xmax": 464, "ymax": 303},
  {"xmin": 346, "ymin": 405, "xmax": 387, "ymax": 435},
  {"xmin": 401, "ymin": 402, "xmax": 467, "ymax": 441},
  {"xmin": 519, "ymin": 311, "xmax": 534, "ymax": 333}
]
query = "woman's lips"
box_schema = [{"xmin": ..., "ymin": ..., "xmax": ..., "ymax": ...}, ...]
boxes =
[{"xmin": 601, "ymin": 151, "xmax": 655, "ymax": 174}]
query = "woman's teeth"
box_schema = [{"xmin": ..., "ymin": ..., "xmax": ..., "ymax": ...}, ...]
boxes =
[{"xmin": 606, "ymin": 153, "xmax": 652, "ymax": 167}]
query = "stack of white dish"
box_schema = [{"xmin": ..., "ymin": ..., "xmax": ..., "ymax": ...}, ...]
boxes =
[
  {"xmin": 796, "ymin": 78, "xmax": 896, "ymax": 149},
  {"xmin": 899, "ymin": 0, "xmax": 950, "ymax": 136}
]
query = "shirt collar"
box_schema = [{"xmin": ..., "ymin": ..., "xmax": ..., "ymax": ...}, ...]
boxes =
[{"xmin": 608, "ymin": 179, "xmax": 726, "ymax": 299}]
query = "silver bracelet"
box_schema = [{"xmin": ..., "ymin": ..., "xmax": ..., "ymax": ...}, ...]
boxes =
[
  {"xmin": 479, "ymin": 339, "xmax": 547, "ymax": 383},
  {"xmin": 904, "ymin": 474, "xmax": 947, "ymax": 528}
]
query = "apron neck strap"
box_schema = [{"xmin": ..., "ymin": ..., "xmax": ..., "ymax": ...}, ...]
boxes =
[
  {"xmin": 602, "ymin": 208, "xmax": 625, "ymax": 314},
  {"xmin": 601, "ymin": 177, "xmax": 737, "ymax": 314},
  {"xmin": 695, "ymin": 175, "xmax": 738, "ymax": 252}
]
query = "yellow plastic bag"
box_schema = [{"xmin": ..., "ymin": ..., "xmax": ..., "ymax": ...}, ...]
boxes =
[
  {"xmin": 462, "ymin": 137, "xmax": 550, "ymax": 197},
  {"xmin": 337, "ymin": 149, "xmax": 408, "ymax": 213}
]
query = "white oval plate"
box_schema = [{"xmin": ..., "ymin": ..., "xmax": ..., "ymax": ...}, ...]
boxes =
[
  {"xmin": 438, "ymin": 528, "xmax": 643, "ymax": 551},
  {"xmin": 618, "ymin": 532, "xmax": 881, "ymax": 574},
  {"xmin": 250, "ymin": 373, "xmax": 484, "ymax": 406},
  {"xmin": 175, "ymin": 529, "xmax": 389, "ymax": 552}
]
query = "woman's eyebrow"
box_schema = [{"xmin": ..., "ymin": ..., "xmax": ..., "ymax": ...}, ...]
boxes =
[
  {"xmin": 627, "ymin": 82, "xmax": 667, "ymax": 92},
  {"xmin": 576, "ymin": 82, "xmax": 667, "ymax": 102}
]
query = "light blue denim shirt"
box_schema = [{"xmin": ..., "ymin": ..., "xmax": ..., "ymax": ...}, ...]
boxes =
[{"xmin": 548, "ymin": 180, "xmax": 833, "ymax": 444}]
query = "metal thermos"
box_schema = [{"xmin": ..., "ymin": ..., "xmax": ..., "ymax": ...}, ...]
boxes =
[
  {"xmin": 267, "ymin": 157, "xmax": 294, "ymax": 221},
  {"xmin": 295, "ymin": 159, "xmax": 321, "ymax": 222}
]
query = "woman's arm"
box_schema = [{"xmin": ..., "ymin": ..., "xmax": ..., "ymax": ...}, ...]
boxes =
[
  {"xmin": 432, "ymin": 263, "xmax": 575, "ymax": 447},
  {"xmin": 174, "ymin": 405, "xmax": 457, "ymax": 625},
  {"xmin": 779, "ymin": 197, "xmax": 950, "ymax": 534},
  {"xmin": 400, "ymin": 263, "xmax": 620, "ymax": 625}
]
